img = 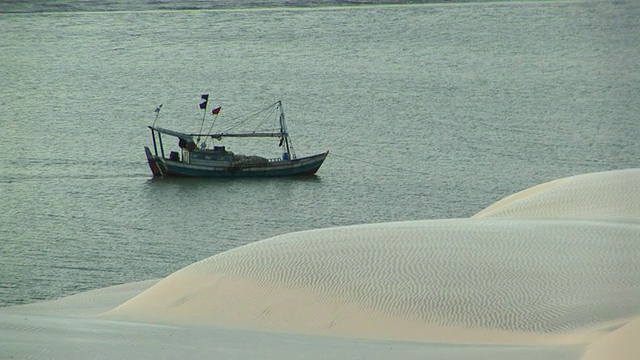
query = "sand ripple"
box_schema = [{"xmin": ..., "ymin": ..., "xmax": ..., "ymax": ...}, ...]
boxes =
[{"xmin": 105, "ymin": 216, "xmax": 640, "ymax": 343}]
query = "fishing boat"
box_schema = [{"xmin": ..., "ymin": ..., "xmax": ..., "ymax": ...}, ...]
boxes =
[{"xmin": 144, "ymin": 95, "xmax": 328, "ymax": 178}]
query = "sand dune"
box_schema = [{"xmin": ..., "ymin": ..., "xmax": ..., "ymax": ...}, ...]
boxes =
[
  {"xmin": 473, "ymin": 168, "xmax": 640, "ymax": 221},
  {"xmin": 102, "ymin": 218, "xmax": 640, "ymax": 345},
  {"xmin": 1, "ymin": 168, "xmax": 639, "ymax": 359}
]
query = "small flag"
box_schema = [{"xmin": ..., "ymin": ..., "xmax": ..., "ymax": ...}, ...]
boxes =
[
  {"xmin": 201, "ymin": 94, "xmax": 209, "ymax": 100},
  {"xmin": 154, "ymin": 104, "xmax": 163, "ymax": 113},
  {"xmin": 199, "ymin": 101, "xmax": 207, "ymax": 109},
  {"xmin": 211, "ymin": 106, "xmax": 221, "ymax": 115}
]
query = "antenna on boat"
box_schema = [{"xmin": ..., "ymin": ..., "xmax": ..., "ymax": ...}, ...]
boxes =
[{"xmin": 152, "ymin": 104, "xmax": 163, "ymax": 127}]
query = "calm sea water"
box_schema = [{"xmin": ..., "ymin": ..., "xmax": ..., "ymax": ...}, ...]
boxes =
[{"xmin": 1, "ymin": 0, "xmax": 638, "ymax": 307}]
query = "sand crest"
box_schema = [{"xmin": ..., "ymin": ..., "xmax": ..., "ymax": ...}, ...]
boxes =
[
  {"xmin": 473, "ymin": 168, "xmax": 640, "ymax": 220},
  {"xmin": 580, "ymin": 316, "xmax": 640, "ymax": 360}
]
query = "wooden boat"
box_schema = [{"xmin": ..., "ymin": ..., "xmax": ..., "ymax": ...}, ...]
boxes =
[{"xmin": 144, "ymin": 97, "xmax": 328, "ymax": 178}]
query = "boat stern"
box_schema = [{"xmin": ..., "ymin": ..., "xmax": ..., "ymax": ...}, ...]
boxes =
[{"xmin": 144, "ymin": 146, "xmax": 163, "ymax": 177}]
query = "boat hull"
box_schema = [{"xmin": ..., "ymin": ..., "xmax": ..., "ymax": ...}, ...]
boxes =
[{"xmin": 145, "ymin": 147, "xmax": 328, "ymax": 178}]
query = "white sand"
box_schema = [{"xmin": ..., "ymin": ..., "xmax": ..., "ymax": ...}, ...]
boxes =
[{"xmin": 1, "ymin": 168, "xmax": 638, "ymax": 360}]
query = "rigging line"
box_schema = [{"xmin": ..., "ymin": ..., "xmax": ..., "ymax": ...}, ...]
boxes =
[
  {"xmin": 329, "ymin": 152, "xmax": 431, "ymax": 177},
  {"xmin": 251, "ymin": 105, "xmax": 279, "ymax": 132},
  {"xmin": 224, "ymin": 110, "xmax": 272, "ymax": 134},
  {"xmin": 221, "ymin": 102, "xmax": 279, "ymax": 132}
]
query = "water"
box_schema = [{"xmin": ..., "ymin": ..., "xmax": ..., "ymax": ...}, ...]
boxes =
[{"xmin": 1, "ymin": 0, "xmax": 638, "ymax": 307}]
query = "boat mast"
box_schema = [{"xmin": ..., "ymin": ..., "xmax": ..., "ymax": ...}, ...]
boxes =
[
  {"xmin": 151, "ymin": 104, "xmax": 163, "ymax": 156},
  {"xmin": 278, "ymin": 100, "xmax": 291, "ymax": 159},
  {"xmin": 198, "ymin": 94, "xmax": 209, "ymax": 145},
  {"xmin": 278, "ymin": 100, "xmax": 292, "ymax": 159}
]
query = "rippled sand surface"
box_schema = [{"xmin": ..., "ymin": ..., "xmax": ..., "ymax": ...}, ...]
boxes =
[{"xmin": 1, "ymin": 169, "xmax": 639, "ymax": 359}]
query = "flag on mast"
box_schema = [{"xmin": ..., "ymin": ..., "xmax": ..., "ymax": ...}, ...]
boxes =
[
  {"xmin": 199, "ymin": 94, "xmax": 209, "ymax": 109},
  {"xmin": 211, "ymin": 106, "xmax": 221, "ymax": 115},
  {"xmin": 152, "ymin": 104, "xmax": 163, "ymax": 127}
]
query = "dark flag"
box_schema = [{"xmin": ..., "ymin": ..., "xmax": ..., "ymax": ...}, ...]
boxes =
[
  {"xmin": 199, "ymin": 101, "xmax": 207, "ymax": 109},
  {"xmin": 211, "ymin": 106, "xmax": 221, "ymax": 115},
  {"xmin": 201, "ymin": 94, "xmax": 209, "ymax": 100}
]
